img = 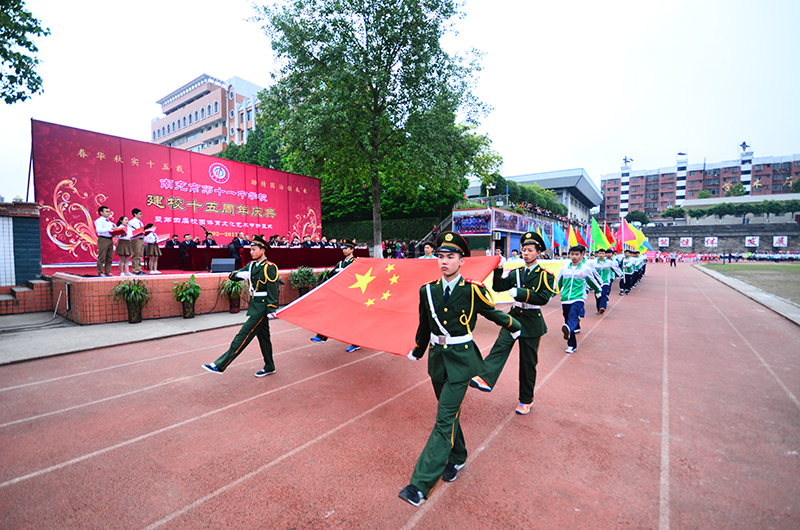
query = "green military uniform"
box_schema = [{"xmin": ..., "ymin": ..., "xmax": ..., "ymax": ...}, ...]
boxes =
[
  {"xmin": 479, "ymin": 262, "xmax": 556, "ymax": 404},
  {"xmin": 407, "ymin": 234, "xmax": 521, "ymax": 498},
  {"xmin": 212, "ymin": 257, "xmax": 280, "ymax": 373}
]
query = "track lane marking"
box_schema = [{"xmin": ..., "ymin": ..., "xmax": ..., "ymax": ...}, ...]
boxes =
[{"xmin": 659, "ymin": 267, "xmax": 671, "ymax": 530}]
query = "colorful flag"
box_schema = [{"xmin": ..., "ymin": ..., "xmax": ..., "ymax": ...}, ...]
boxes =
[
  {"xmin": 626, "ymin": 220, "xmax": 646, "ymax": 249},
  {"xmin": 536, "ymin": 225, "xmax": 552, "ymax": 249},
  {"xmin": 552, "ymin": 223, "xmax": 567, "ymax": 248},
  {"xmin": 590, "ymin": 218, "xmax": 609, "ymax": 250},
  {"xmin": 277, "ymin": 257, "xmax": 501, "ymax": 356},
  {"xmin": 568, "ymin": 226, "xmax": 588, "ymax": 248},
  {"xmin": 604, "ymin": 222, "xmax": 616, "ymax": 249}
]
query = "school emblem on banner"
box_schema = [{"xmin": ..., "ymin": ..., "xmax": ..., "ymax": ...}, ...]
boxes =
[
  {"xmin": 658, "ymin": 237, "xmax": 669, "ymax": 247},
  {"xmin": 773, "ymin": 236, "xmax": 788, "ymax": 248},
  {"xmin": 745, "ymin": 236, "xmax": 760, "ymax": 247},
  {"xmin": 704, "ymin": 237, "xmax": 718, "ymax": 248},
  {"xmin": 679, "ymin": 237, "xmax": 692, "ymax": 247}
]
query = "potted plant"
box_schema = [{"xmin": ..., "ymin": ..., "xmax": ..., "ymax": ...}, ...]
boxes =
[
  {"xmin": 110, "ymin": 279, "xmax": 152, "ymax": 324},
  {"xmin": 289, "ymin": 266, "xmax": 318, "ymax": 296},
  {"xmin": 172, "ymin": 274, "xmax": 201, "ymax": 318},
  {"xmin": 218, "ymin": 278, "xmax": 246, "ymax": 313}
]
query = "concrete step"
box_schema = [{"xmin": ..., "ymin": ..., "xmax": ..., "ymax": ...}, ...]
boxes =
[
  {"xmin": 0, "ymin": 294, "xmax": 14, "ymax": 302},
  {"xmin": 11, "ymin": 287, "xmax": 33, "ymax": 298}
]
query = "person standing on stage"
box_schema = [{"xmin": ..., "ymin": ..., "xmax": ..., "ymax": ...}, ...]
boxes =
[
  {"xmin": 469, "ymin": 232, "xmax": 556, "ymax": 415},
  {"xmin": 115, "ymin": 216, "xmax": 132, "ymax": 276},
  {"xmin": 202, "ymin": 235, "xmax": 280, "ymax": 377},
  {"xmin": 144, "ymin": 224, "xmax": 161, "ymax": 274},
  {"xmin": 128, "ymin": 208, "xmax": 146, "ymax": 275},
  {"xmin": 310, "ymin": 238, "xmax": 362, "ymax": 353},
  {"xmin": 556, "ymin": 245, "xmax": 601, "ymax": 354},
  {"xmin": 94, "ymin": 206, "xmax": 115, "ymax": 276},
  {"xmin": 398, "ymin": 231, "xmax": 521, "ymax": 507},
  {"xmin": 592, "ymin": 248, "xmax": 622, "ymax": 314}
]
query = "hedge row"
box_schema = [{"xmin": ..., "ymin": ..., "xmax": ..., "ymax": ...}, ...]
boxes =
[{"xmin": 323, "ymin": 217, "xmax": 439, "ymax": 243}]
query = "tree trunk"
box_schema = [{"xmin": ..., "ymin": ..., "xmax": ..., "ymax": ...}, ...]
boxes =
[{"xmin": 371, "ymin": 171, "xmax": 382, "ymax": 258}]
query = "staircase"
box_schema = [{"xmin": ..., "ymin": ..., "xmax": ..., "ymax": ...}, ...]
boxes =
[{"xmin": 0, "ymin": 279, "xmax": 53, "ymax": 315}]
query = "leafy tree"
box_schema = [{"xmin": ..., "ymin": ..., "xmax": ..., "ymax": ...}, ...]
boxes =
[
  {"xmin": 725, "ymin": 182, "xmax": 746, "ymax": 197},
  {"xmin": 661, "ymin": 206, "xmax": 685, "ymax": 219},
  {"xmin": 625, "ymin": 210, "xmax": 649, "ymax": 225},
  {"xmin": 792, "ymin": 178, "xmax": 800, "ymax": 193},
  {"xmin": 1, "ymin": 0, "xmax": 50, "ymax": 104},
  {"xmin": 697, "ymin": 190, "xmax": 711, "ymax": 199},
  {"xmin": 217, "ymin": 122, "xmax": 283, "ymax": 170},
  {"xmin": 256, "ymin": 0, "xmax": 486, "ymax": 253}
]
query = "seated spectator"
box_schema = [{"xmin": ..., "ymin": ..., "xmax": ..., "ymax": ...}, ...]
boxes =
[
  {"xmin": 301, "ymin": 235, "xmax": 314, "ymax": 248},
  {"xmin": 165, "ymin": 234, "xmax": 180, "ymax": 248},
  {"xmin": 202, "ymin": 233, "xmax": 217, "ymax": 247},
  {"xmin": 179, "ymin": 234, "xmax": 197, "ymax": 260}
]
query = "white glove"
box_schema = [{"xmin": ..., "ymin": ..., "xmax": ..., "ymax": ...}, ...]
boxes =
[
  {"xmin": 595, "ymin": 291, "xmax": 601, "ymax": 298},
  {"xmin": 267, "ymin": 312, "xmax": 277, "ymax": 319},
  {"xmin": 508, "ymin": 287, "xmax": 518, "ymax": 299},
  {"xmin": 235, "ymin": 271, "xmax": 251, "ymax": 281},
  {"xmin": 511, "ymin": 330, "xmax": 521, "ymax": 340},
  {"xmin": 407, "ymin": 351, "xmax": 419, "ymax": 361}
]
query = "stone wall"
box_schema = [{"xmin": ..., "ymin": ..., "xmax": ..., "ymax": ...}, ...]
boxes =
[{"xmin": 643, "ymin": 223, "xmax": 800, "ymax": 253}]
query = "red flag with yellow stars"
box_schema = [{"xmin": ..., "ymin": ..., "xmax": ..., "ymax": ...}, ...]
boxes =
[{"xmin": 277, "ymin": 256, "xmax": 500, "ymax": 355}]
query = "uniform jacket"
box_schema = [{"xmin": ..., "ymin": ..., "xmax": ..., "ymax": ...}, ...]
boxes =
[
  {"xmin": 230, "ymin": 259, "xmax": 279, "ymax": 318},
  {"xmin": 556, "ymin": 260, "xmax": 602, "ymax": 303},
  {"xmin": 492, "ymin": 264, "xmax": 556, "ymax": 338},
  {"xmin": 411, "ymin": 277, "xmax": 521, "ymax": 383}
]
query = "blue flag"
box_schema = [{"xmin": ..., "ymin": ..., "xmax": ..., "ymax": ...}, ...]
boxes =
[{"xmin": 552, "ymin": 223, "xmax": 567, "ymax": 248}]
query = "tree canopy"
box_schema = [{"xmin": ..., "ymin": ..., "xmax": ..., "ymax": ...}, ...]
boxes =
[
  {"xmin": 725, "ymin": 182, "xmax": 746, "ymax": 197},
  {"xmin": 697, "ymin": 190, "xmax": 711, "ymax": 199},
  {"xmin": 216, "ymin": 123, "xmax": 283, "ymax": 170},
  {"xmin": 686, "ymin": 198, "xmax": 800, "ymax": 221},
  {"xmin": 254, "ymin": 0, "xmax": 489, "ymax": 252},
  {"xmin": 625, "ymin": 210, "xmax": 650, "ymax": 225},
  {"xmin": 661, "ymin": 206, "xmax": 686, "ymax": 219},
  {"xmin": 1, "ymin": 0, "xmax": 50, "ymax": 104},
  {"xmin": 480, "ymin": 174, "xmax": 567, "ymax": 216}
]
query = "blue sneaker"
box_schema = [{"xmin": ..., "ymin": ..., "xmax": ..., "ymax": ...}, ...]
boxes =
[
  {"xmin": 345, "ymin": 345, "xmax": 361, "ymax": 353},
  {"xmin": 202, "ymin": 363, "xmax": 222, "ymax": 374},
  {"xmin": 255, "ymin": 369, "xmax": 276, "ymax": 378},
  {"xmin": 310, "ymin": 336, "xmax": 326, "ymax": 343}
]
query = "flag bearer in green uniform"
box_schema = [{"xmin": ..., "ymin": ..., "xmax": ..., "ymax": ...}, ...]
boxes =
[
  {"xmin": 469, "ymin": 232, "xmax": 557, "ymax": 415},
  {"xmin": 398, "ymin": 231, "xmax": 521, "ymax": 507},
  {"xmin": 202, "ymin": 235, "xmax": 280, "ymax": 378},
  {"xmin": 310, "ymin": 238, "xmax": 361, "ymax": 352}
]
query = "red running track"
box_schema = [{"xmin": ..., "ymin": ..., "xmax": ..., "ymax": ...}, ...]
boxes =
[{"xmin": 1, "ymin": 264, "xmax": 798, "ymax": 529}]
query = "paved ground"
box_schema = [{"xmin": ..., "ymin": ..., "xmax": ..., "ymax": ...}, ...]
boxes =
[{"xmin": 1, "ymin": 263, "xmax": 798, "ymax": 529}]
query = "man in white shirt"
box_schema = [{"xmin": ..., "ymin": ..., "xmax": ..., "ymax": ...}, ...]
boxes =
[
  {"xmin": 94, "ymin": 206, "xmax": 115, "ymax": 276},
  {"xmin": 128, "ymin": 208, "xmax": 146, "ymax": 275}
]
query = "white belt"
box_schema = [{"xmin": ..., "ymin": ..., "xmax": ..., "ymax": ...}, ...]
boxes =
[
  {"xmin": 430, "ymin": 333, "xmax": 472, "ymax": 346},
  {"xmin": 512, "ymin": 301, "xmax": 540, "ymax": 310},
  {"xmin": 251, "ymin": 292, "xmax": 269, "ymax": 297}
]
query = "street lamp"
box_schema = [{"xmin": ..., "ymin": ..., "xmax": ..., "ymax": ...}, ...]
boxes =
[{"xmin": 486, "ymin": 183, "xmax": 496, "ymax": 197}]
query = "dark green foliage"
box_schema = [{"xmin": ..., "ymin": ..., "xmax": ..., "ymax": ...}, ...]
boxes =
[
  {"xmin": 480, "ymin": 174, "xmax": 567, "ymax": 216},
  {"xmin": 625, "ymin": 210, "xmax": 650, "ymax": 225},
  {"xmin": 661, "ymin": 206, "xmax": 686, "ymax": 219},
  {"xmin": 216, "ymin": 123, "xmax": 283, "ymax": 170},
  {"xmin": 688, "ymin": 198, "xmax": 800, "ymax": 220},
  {"xmin": 1, "ymin": 0, "xmax": 50, "ymax": 104},
  {"xmin": 697, "ymin": 190, "xmax": 712, "ymax": 199},
  {"xmin": 172, "ymin": 274, "xmax": 201, "ymax": 304},
  {"xmin": 110, "ymin": 279, "xmax": 152, "ymax": 310},
  {"xmin": 725, "ymin": 182, "xmax": 746, "ymax": 197}
]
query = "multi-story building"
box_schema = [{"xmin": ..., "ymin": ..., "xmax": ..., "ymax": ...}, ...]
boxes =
[
  {"xmin": 599, "ymin": 149, "xmax": 800, "ymax": 224},
  {"xmin": 150, "ymin": 74, "xmax": 264, "ymax": 156}
]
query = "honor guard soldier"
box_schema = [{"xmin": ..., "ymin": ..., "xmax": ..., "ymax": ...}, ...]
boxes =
[
  {"xmin": 202, "ymin": 234, "xmax": 280, "ymax": 377},
  {"xmin": 398, "ymin": 231, "xmax": 521, "ymax": 507},
  {"xmin": 470, "ymin": 232, "xmax": 557, "ymax": 415},
  {"xmin": 310, "ymin": 238, "xmax": 361, "ymax": 352}
]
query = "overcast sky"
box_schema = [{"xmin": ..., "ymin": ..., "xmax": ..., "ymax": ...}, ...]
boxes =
[{"xmin": 1, "ymin": 0, "xmax": 798, "ymax": 201}]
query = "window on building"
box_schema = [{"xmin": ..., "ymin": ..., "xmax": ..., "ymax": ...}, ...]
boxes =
[
  {"xmin": 711, "ymin": 189, "xmax": 719, "ymax": 195},
  {"xmin": 230, "ymin": 127, "xmax": 235, "ymax": 136},
  {"xmin": 732, "ymin": 167, "xmax": 738, "ymax": 173},
  {"xmin": 646, "ymin": 184, "xmax": 658, "ymax": 191},
  {"xmin": 152, "ymin": 131, "xmax": 156, "ymax": 141},
  {"xmin": 194, "ymin": 110, "xmax": 199, "ymax": 122},
  {"xmin": 705, "ymin": 179, "xmax": 719, "ymax": 186},
  {"xmin": 182, "ymin": 116, "xmax": 186, "ymax": 127},
  {"xmin": 188, "ymin": 114, "xmax": 193, "ymax": 125},
  {"xmin": 646, "ymin": 175, "xmax": 659, "ymax": 182},
  {"xmin": 200, "ymin": 107, "xmax": 205, "ymax": 119},
  {"xmin": 688, "ymin": 190, "xmax": 694, "ymax": 197},
  {"xmin": 167, "ymin": 124, "xmax": 170, "ymax": 134},
  {"xmin": 229, "ymin": 90, "xmax": 234, "ymax": 99},
  {"xmin": 230, "ymin": 110, "xmax": 234, "ymax": 119},
  {"xmin": 246, "ymin": 110, "xmax": 252, "ymax": 121},
  {"xmin": 214, "ymin": 101, "xmax": 219, "ymax": 114},
  {"xmin": 162, "ymin": 126, "xmax": 165, "ymax": 136},
  {"xmin": 172, "ymin": 121, "xmax": 176, "ymax": 132}
]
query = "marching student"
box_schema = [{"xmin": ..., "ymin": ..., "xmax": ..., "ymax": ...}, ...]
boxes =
[
  {"xmin": 592, "ymin": 248, "xmax": 622, "ymax": 314},
  {"xmin": 114, "ymin": 216, "xmax": 132, "ymax": 276},
  {"xmin": 619, "ymin": 249, "xmax": 635, "ymax": 295},
  {"xmin": 398, "ymin": 232, "xmax": 521, "ymax": 507},
  {"xmin": 470, "ymin": 232, "xmax": 557, "ymax": 415},
  {"xmin": 202, "ymin": 235, "xmax": 280, "ymax": 377},
  {"xmin": 143, "ymin": 224, "xmax": 161, "ymax": 274},
  {"xmin": 556, "ymin": 245, "xmax": 601, "ymax": 354}
]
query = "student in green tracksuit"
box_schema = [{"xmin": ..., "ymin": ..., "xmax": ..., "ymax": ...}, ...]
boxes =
[
  {"xmin": 202, "ymin": 234, "xmax": 280, "ymax": 378},
  {"xmin": 398, "ymin": 231, "xmax": 521, "ymax": 507},
  {"xmin": 469, "ymin": 232, "xmax": 557, "ymax": 415}
]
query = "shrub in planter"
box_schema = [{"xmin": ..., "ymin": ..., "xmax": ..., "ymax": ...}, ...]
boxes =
[
  {"xmin": 288, "ymin": 266, "xmax": 318, "ymax": 296},
  {"xmin": 110, "ymin": 279, "xmax": 152, "ymax": 323},
  {"xmin": 172, "ymin": 274, "xmax": 201, "ymax": 318},
  {"xmin": 218, "ymin": 278, "xmax": 246, "ymax": 313}
]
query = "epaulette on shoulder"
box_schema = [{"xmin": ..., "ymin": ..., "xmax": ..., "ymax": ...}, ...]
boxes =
[{"xmin": 465, "ymin": 278, "xmax": 484, "ymax": 287}]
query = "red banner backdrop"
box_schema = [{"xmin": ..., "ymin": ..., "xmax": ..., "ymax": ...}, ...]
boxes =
[{"xmin": 32, "ymin": 120, "xmax": 321, "ymax": 265}]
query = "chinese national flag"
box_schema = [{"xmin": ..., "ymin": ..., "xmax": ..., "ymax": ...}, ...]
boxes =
[{"xmin": 277, "ymin": 257, "xmax": 500, "ymax": 355}]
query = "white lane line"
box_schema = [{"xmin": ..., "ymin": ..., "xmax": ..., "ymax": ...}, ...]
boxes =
[
  {"xmin": 141, "ymin": 379, "xmax": 429, "ymax": 530},
  {"xmin": 401, "ymin": 293, "xmax": 627, "ymax": 530},
  {"xmin": 0, "ymin": 342, "xmax": 317, "ymax": 428},
  {"xmin": 659, "ymin": 268, "xmax": 671, "ymax": 530},
  {"xmin": 0, "ymin": 351, "xmax": 385, "ymax": 489},
  {"xmin": 0, "ymin": 328, "xmax": 301, "ymax": 393},
  {"xmin": 689, "ymin": 272, "xmax": 800, "ymax": 411}
]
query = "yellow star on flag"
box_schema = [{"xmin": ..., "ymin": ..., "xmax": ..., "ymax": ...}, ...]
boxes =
[
  {"xmin": 389, "ymin": 274, "xmax": 399, "ymax": 285},
  {"xmin": 385, "ymin": 264, "xmax": 395, "ymax": 272},
  {"xmin": 349, "ymin": 267, "xmax": 376, "ymax": 294},
  {"xmin": 365, "ymin": 298, "xmax": 375, "ymax": 307},
  {"xmin": 381, "ymin": 290, "xmax": 391, "ymax": 300}
]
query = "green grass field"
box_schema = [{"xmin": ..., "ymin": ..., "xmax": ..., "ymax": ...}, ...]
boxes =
[{"xmin": 703, "ymin": 262, "xmax": 800, "ymax": 305}]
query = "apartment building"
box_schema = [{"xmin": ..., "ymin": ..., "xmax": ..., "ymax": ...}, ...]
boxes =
[{"xmin": 150, "ymin": 74, "xmax": 263, "ymax": 156}]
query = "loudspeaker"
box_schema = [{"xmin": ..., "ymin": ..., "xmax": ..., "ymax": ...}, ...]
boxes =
[{"xmin": 211, "ymin": 258, "xmax": 236, "ymax": 273}]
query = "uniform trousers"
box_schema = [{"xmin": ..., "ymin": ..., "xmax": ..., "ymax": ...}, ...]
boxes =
[
  {"xmin": 213, "ymin": 314, "xmax": 274, "ymax": 372},
  {"xmin": 596, "ymin": 284, "xmax": 611, "ymax": 312},
  {"xmin": 562, "ymin": 301, "xmax": 583, "ymax": 349},
  {"xmin": 481, "ymin": 327, "xmax": 541, "ymax": 405},
  {"xmin": 410, "ymin": 378, "xmax": 469, "ymax": 497},
  {"xmin": 131, "ymin": 238, "xmax": 145, "ymax": 273},
  {"xmin": 97, "ymin": 237, "xmax": 113, "ymax": 275}
]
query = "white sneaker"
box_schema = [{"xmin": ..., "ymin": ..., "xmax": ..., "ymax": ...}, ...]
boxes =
[
  {"xmin": 153, "ymin": 270, "xmax": 162, "ymax": 274},
  {"xmin": 148, "ymin": 270, "xmax": 157, "ymax": 274},
  {"xmin": 565, "ymin": 346, "xmax": 575, "ymax": 354}
]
